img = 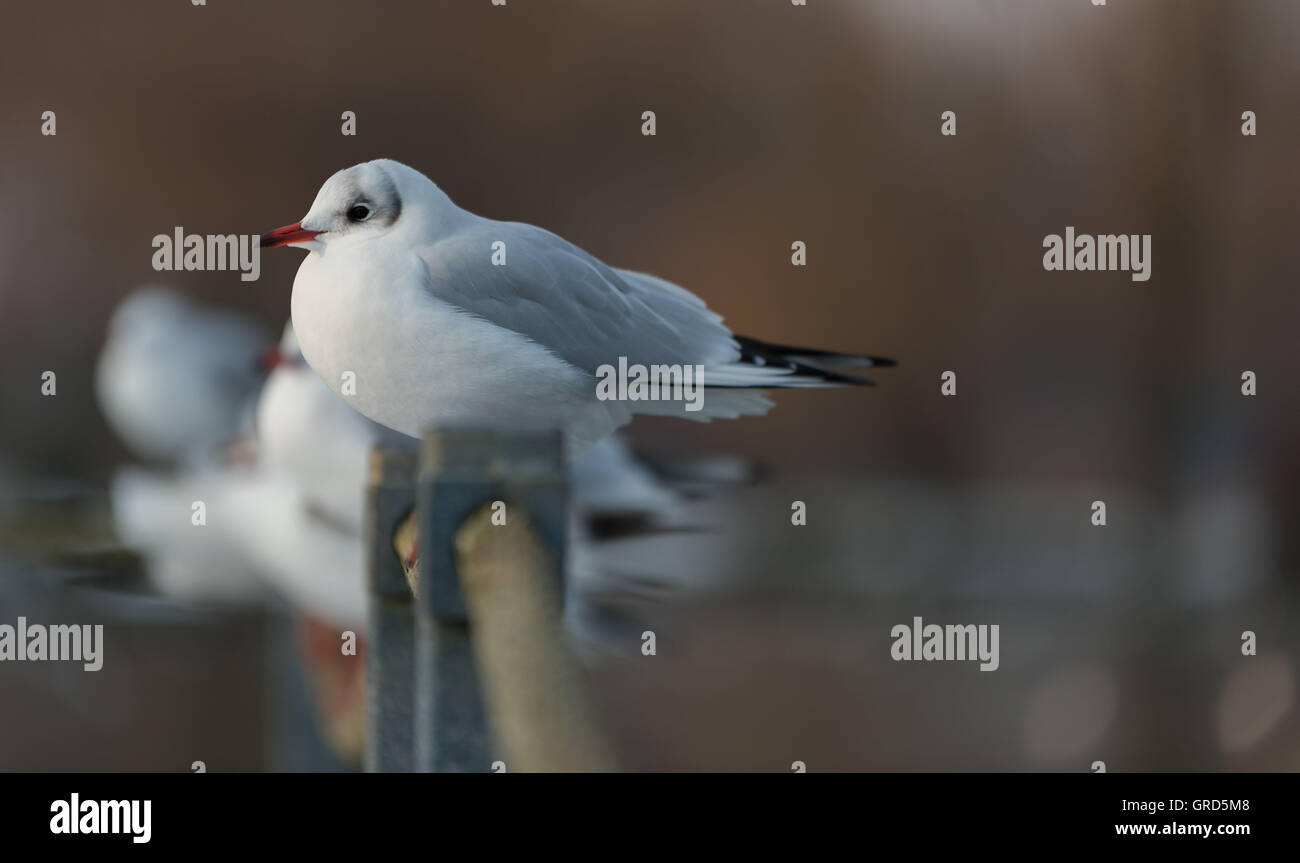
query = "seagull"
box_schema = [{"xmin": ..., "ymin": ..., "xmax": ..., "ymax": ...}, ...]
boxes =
[
  {"xmin": 261, "ymin": 159, "xmax": 893, "ymax": 451},
  {"xmin": 97, "ymin": 287, "xmax": 270, "ymax": 464}
]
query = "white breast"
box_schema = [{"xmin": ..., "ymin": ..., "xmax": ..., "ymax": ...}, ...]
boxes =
[{"xmin": 289, "ymin": 244, "xmax": 622, "ymax": 449}]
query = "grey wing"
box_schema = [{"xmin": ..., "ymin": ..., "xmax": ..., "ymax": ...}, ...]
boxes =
[{"xmin": 415, "ymin": 223, "xmax": 739, "ymax": 374}]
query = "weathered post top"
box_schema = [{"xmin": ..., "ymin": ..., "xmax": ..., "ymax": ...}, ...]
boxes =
[
  {"xmin": 416, "ymin": 428, "xmax": 567, "ymax": 621},
  {"xmin": 420, "ymin": 427, "xmax": 564, "ymax": 477}
]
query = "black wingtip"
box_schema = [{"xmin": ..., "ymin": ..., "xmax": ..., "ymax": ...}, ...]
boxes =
[{"xmin": 735, "ymin": 335, "xmax": 898, "ymax": 371}]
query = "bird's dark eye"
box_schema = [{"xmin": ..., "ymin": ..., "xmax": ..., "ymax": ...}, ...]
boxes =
[{"xmin": 347, "ymin": 203, "xmax": 372, "ymax": 222}]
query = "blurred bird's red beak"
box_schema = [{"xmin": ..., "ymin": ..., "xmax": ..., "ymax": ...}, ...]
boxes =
[
  {"xmin": 260, "ymin": 221, "xmax": 322, "ymax": 248},
  {"xmin": 256, "ymin": 346, "xmax": 287, "ymax": 372}
]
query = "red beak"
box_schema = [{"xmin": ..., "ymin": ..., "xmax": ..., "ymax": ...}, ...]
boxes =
[
  {"xmin": 256, "ymin": 346, "xmax": 287, "ymax": 372},
  {"xmin": 260, "ymin": 221, "xmax": 322, "ymax": 248}
]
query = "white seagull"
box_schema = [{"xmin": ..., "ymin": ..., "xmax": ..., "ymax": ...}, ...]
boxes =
[
  {"xmin": 262, "ymin": 159, "xmax": 893, "ymax": 451},
  {"xmin": 97, "ymin": 287, "xmax": 270, "ymax": 464}
]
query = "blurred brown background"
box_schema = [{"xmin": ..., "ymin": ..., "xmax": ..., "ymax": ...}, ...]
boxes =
[{"xmin": 0, "ymin": 0, "xmax": 1297, "ymax": 770}]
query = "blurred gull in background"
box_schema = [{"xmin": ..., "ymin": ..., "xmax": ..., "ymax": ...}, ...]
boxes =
[{"xmin": 96, "ymin": 288, "xmax": 269, "ymax": 465}]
